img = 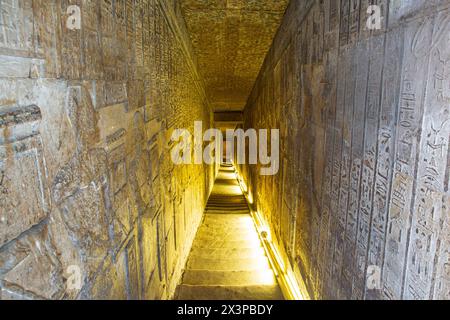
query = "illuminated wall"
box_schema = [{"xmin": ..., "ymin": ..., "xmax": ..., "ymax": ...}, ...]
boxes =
[
  {"xmin": 0, "ymin": 0, "xmax": 214, "ymax": 299},
  {"xmin": 240, "ymin": 0, "xmax": 450, "ymax": 300}
]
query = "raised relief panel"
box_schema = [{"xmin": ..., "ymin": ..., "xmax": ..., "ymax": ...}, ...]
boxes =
[
  {"xmin": 108, "ymin": 142, "xmax": 132, "ymax": 254},
  {"xmin": 0, "ymin": 104, "xmax": 49, "ymax": 247},
  {"xmin": 339, "ymin": 48, "xmax": 356, "ymax": 229},
  {"xmin": 382, "ymin": 19, "xmax": 434, "ymax": 300},
  {"xmin": 388, "ymin": 0, "xmax": 448, "ymax": 26},
  {"xmin": 342, "ymin": 39, "xmax": 370, "ymax": 299},
  {"xmin": 0, "ymin": 54, "xmax": 46, "ymax": 78},
  {"xmin": 405, "ymin": 13, "xmax": 450, "ymax": 300},
  {"xmin": 126, "ymin": 239, "xmax": 140, "ymax": 300},
  {"xmin": 359, "ymin": 0, "xmax": 373, "ymax": 40},
  {"xmin": 82, "ymin": 0, "xmax": 103, "ymax": 80},
  {"xmin": 354, "ymin": 33, "xmax": 386, "ymax": 299},
  {"xmin": 334, "ymin": 48, "xmax": 357, "ymax": 297},
  {"xmin": 104, "ymin": 82, "xmax": 128, "ymax": 108},
  {"xmin": 114, "ymin": 0, "xmax": 127, "ymax": 81},
  {"xmin": 157, "ymin": 212, "xmax": 168, "ymax": 293},
  {"xmin": 52, "ymin": 86, "xmax": 110, "ymax": 275},
  {"xmin": 135, "ymin": 145, "xmax": 153, "ymax": 209},
  {"xmin": 0, "ymin": 0, "xmax": 34, "ymax": 55},
  {"xmin": 141, "ymin": 213, "xmax": 158, "ymax": 297},
  {"xmin": 0, "ymin": 0, "xmax": 214, "ymax": 301},
  {"xmin": 0, "ymin": 224, "xmax": 64, "ymax": 300},
  {"xmin": 165, "ymin": 225, "xmax": 177, "ymax": 285},
  {"xmin": 348, "ymin": 0, "xmax": 360, "ymax": 44},
  {"xmin": 324, "ymin": 0, "xmax": 340, "ymax": 50},
  {"xmin": 142, "ymin": 0, "xmax": 152, "ymax": 79},
  {"xmin": 134, "ymin": 0, "xmax": 144, "ymax": 79},
  {"xmin": 339, "ymin": 0, "xmax": 350, "ymax": 47},
  {"xmin": 126, "ymin": 0, "xmax": 137, "ymax": 80},
  {"xmin": 324, "ymin": 48, "xmax": 347, "ymax": 294},
  {"xmin": 366, "ymin": 28, "xmax": 405, "ymax": 300},
  {"xmin": 100, "ymin": 0, "xmax": 117, "ymax": 80},
  {"xmin": 347, "ymin": 39, "xmax": 370, "ymax": 245},
  {"xmin": 60, "ymin": 0, "xmax": 83, "ymax": 79},
  {"xmin": 89, "ymin": 252, "xmax": 128, "ymax": 300},
  {"xmin": 127, "ymin": 80, "xmax": 145, "ymax": 112},
  {"xmin": 99, "ymin": 106, "xmax": 131, "ymax": 254},
  {"xmin": 316, "ymin": 49, "xmax": 338, "ymax": 296},
  {"xmin": 33, "ymin": 0, "xmax": 61, "ymax": 78},
  {"xmin": 433, "ymin": 195, "xmax": 450, "ymax": 299}
]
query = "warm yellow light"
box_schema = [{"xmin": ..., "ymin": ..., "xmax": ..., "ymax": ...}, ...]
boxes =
[
  {"xmin": 232, "ymin": 169, "xmax": 307, "ymax": 300},
  {"xmin": 231, "ymin": 185, "xmax": 244, "ymax": 195},
  {"xmin": 236, "ymin": 175, "xmax": 248, "ymax": 194},
  {"xmin": 286, "ymin": 270, "xmax": 304, "ymax": 300},
  {"xmin": 251, "ymin": 210, "xmax": 305, "ymax": 300},
  {"xmin": 247, "ymin": 192, "xmax": 253, "ymax": 204},
  {"xmin": 254, "ymin": 269, "xmax": 277, "ymax": 285}
]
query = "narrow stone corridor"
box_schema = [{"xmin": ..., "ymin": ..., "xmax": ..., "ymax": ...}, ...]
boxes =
[
  {"xmin": 176, "ymin": 164, "xmax": 283, "ymax": 300},
  {"xmin": 0, "ymin": 0, "xmax": 449, "ymax": 301}
]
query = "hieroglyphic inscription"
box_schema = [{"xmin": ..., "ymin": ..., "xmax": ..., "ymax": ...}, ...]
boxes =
[
  {"xmin": 366, "ymin": 28, "xmax": 405, "ymax": 300},
  {"xmin": 341, "ymin": 38, "xmax": 370, "ymax": 299},
  {"xmin": 404, "ymin": 14, "xmax": 450, "ymax": 300},
  {"xmin": 382, "ymin": 19, "xmax": 434, "ymax": 300},
  {"xmin": 353, "ymin": 33, "xmax": 385, "ymax": 299},
  {"xmin": 0, "ymin": 105, "xmax": 48, "ymax": 247}
]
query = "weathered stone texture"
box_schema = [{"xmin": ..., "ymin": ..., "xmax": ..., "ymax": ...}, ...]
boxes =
[
  {"xmin": 0, "ymin": 0, "xmax": 214, "ymax": 300},
  {"xmin": 240, "ymin": 0, "xmax": 450, "ymax": 300}
]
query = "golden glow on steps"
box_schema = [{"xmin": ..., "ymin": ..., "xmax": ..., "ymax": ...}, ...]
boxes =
[
  {"xmin": 175, "ymin": 164, "xmax": 283, "ymax": 300},
  {"xmin": 234, "ymin": 168, "xmax": 309, "ymax": 300}
]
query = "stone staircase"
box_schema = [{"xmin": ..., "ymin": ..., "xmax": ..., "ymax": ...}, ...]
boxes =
[{"xmin": 175, "ymin": 164, "xmax": 284, "ymax": 300}]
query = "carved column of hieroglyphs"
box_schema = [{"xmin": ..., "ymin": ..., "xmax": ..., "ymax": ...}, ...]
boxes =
[
  {"xmin": 0, "ymin": 0, "xmax": 213, "ymax": 300},
  {"xmin": 242, "ymin": 0, "xmax": 450, "ymax": 300}
]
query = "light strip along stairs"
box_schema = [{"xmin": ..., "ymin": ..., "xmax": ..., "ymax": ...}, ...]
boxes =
[{"xmin": 175, "ymin": 164, "xmax": 284, "ymax": 300}]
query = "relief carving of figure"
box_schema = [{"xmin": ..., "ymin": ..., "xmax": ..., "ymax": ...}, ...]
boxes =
[{"xmin": 51, "ymin": 85, "xmax": 111, "ymax": 276}]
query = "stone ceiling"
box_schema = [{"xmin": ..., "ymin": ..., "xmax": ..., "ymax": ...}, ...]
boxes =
[{"xmin": 180, "ymin": 0, "xmax": 290, "ymax": 112}]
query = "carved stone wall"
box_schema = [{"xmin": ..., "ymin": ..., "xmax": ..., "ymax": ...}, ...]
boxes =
[
  {"xmin": 240, "ymin": 0, "xmax": 450, "ymax": 300},
  {"xmin": 0, "ymin": 0, "xmax": 214, "ymax": 300}
]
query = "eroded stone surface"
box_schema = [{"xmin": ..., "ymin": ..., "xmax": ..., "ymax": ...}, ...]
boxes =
[
  {"xmin": 0, "ymin": 0, "xmax": 214, "ymax": 300},
  {"xmin": 239, "ymin": 0, "xmax": 450, "ymax": 300}
]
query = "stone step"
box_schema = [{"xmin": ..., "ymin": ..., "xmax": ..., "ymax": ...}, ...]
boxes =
[
  {"xmin": 207, "ymin": 197, "xmax": 247, "ymax": 202},
  {"xmin": 205, "ymin": 208, "xmax": 249, "ymax": 213},
  {"xmin": 182, "ymin": 270, "xmax": 276, "ymax": 286},
  {"xmin": 207, "ymin": 196, "xmax": 247, "ymax": 201},
  {"xmin": 206, "ymin": 205, "xmax": 248, "ymax": 209},
  {"xmin": 176, "ymin": 285, "xmax": 284, "ymax": 300},
  {"xmin": 200, "ymin": 222, "xmax": 255, "ymax": 231},
  {"xmin": 191, "ymin": 239, "xmax": 262, "ymax": 249},
  {"xmin": 175, "ymin": 164, "xmax": 284, "ymax": 300},
  {"xmin": 205, "ymin": 213, "xmax": 251, "ymax": 218},
  {"xmin": 201, "ymin": 221, "xmax": 255, "ymax": 230},
  {"xmin": 197, "ymin": 224, "xmax": 253, "ymax": 233},
  {"xmin": 208, "ymin": 191, "xmax": 245, "ymax": 202},
  {"xmin": 202, "ymin": 216, "xmax": 251, "ymax": 223},
  {"xmin": 186, "ymin": 256, "xmax": 271, "ymax": 271},
  {"xmin": 206, "ymin": 204, "xmax": 249, "ymax": 209},
  {"xmin": 203, "ymin": 214, "xmax": 253, "ymax": 222},
  {"xmin": 210, "ymin": 187, "xmax": 243, "ymax": 196},
  {"xmin": 206, "ymin": 203, "xmax": 248, "ymax": 210},
  {"xmin": 206, "ymin": 204, "xmax": 248, "ymax": 208},
  {"xmin": 206, "ymin": 207, "xmax": 248, "ymax": 212},
  {"xmin": 195, "ymin": 230, "xmax": 260, "ymax": 242},
  {"xmin": 205, "ymin": 210, "xmax": 250, "ymax": 215},
  {"xmin": 189, "ymin": 247, "xmax": 266, "ymax": 260}
]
